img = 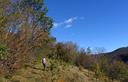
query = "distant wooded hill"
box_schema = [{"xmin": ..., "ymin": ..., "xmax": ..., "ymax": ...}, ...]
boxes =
[{"xmin": 97, "ymin": 47, "xmax": 128, "ymax": 64}]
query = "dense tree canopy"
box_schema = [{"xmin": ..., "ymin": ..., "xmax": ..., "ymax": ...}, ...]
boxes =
[{"xmin": 0, "ymin": 0, "xmax": 54, "ymax": 73}]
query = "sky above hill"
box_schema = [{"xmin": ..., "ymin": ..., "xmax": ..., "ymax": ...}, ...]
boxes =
[{"xmin": 45, "ymin": 0, "xmax": 128, "ymax": 52}]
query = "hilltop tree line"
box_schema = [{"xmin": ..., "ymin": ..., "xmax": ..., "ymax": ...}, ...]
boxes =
[{"xmin": 0, "ymin": 0, "xmax": 128, "ymax": 82}]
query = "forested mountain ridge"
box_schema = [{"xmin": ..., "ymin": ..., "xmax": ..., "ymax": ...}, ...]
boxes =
[{"xmin": 99, "ymin": 47, "xmax": 128, "ymax": 63}]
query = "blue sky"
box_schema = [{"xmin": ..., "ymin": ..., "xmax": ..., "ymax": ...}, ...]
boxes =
[{"xmin": 45, "ymin": 0, "xmax": 128, "ymax": 52}]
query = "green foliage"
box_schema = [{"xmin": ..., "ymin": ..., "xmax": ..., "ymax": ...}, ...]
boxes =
[
  {"xmin": 106, "ymin": 61, "xmax": 128, "ymax": 81},
  {"xmin": 18, "ymin": 0, "xmax": 53, "ymax": 33},
  {"xmin": 0, "ymin": 1, "xmax": 127, "ymax": 82},
  {"xmin": 0, "ymin": 43, "xmax": 8, "ymax": 59},
  {"xmin": 0, "ymin": 0, "xmax": 53, "ymax": 73},
  {"xmin": 50, "ymin": 59, "xmax": 58, "ymax": 72},
  {"xmin": 0, "ymin": 0, "xmax": 53, "ymax": 34},
  {"xmin": 56, "ymin": 42, "xmax": 78, "ymax": 63},
  {"xmin": 93, "ymin": 61, "xmax": 105, "ymax": 81},
  {"xmin": 74, "ymin": 53, "xmax": 91, "ymax": 69}
]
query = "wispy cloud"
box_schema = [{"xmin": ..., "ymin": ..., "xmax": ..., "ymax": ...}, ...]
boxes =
[
  {"xmin": 53, "ymin": 23, "xmax": 61, "ymax": 27},
  {"xmin": 53, "ymin": 16, "xmax": 84, "ymax": 28},
  {"xmin": 65, "ymin": 24, "xmax": 72, "ymax": 28},
  {"xmin": 64, "ymin": 17, "xmax": 78, "ymax": 24}
]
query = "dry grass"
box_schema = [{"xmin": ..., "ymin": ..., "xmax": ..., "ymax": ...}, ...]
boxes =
[{"xmin": 0, "ymin": 59, "xmax": 110, "ymax": 82}]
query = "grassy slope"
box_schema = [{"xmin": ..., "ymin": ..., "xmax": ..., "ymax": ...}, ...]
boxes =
[{"xmin": 0, "ymin": 59, "xmax": 102, "ymax": 82}]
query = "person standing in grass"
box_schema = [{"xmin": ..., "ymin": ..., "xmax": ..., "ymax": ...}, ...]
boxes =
[{"xmin": 42, "ymin": 57, "xmax": 46, "ymax": 70}]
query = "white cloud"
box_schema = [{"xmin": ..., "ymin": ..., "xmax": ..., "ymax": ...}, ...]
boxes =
[
  {"xmin": 65, "ymin": 24, "xmax": 72, "ymax": 28},
  {"xmin": 53, "ymin": 23, "xmax": 61, "ymax": 27},
  {"xmin": 53, "ymin": 22, "xmax": 64, "ymax": 28},
  {"xmin": 53, "ymin": 23, "xmax": 59, "ymax": 27},
  {"xmin": 53, "ymin": 16, "xmax": 84, "ymax": 28},
  {"xmin": 65, "ymin": 17, "xmax": 78, "ymax": 24}
]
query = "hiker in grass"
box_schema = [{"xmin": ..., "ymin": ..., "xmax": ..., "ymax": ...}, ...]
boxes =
[{"xmin": 42, "ymin": 57, "xmax": 46, "ymax": 70}]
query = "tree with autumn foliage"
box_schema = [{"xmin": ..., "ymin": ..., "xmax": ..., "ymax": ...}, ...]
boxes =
[{"xmin": 0, "ymin": 0, "xmax": 53, "ymax": 73}]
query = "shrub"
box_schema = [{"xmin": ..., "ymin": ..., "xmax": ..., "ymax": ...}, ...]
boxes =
[
  {"xmin": 0, "ymin": 43, "xmax": 8, "ymax": 60},
  {"xmin": 106, "ymin": 61, "xmax": 128, "ymax": 81},
  {"xmin": 56, "ymin": 42, "xmax": 78, "ymax": 63}
]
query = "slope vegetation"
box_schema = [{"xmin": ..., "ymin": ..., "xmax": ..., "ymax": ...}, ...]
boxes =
[{"xmin": 0, "ymin": 59, "xmax": 99, "ymax": 82}]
